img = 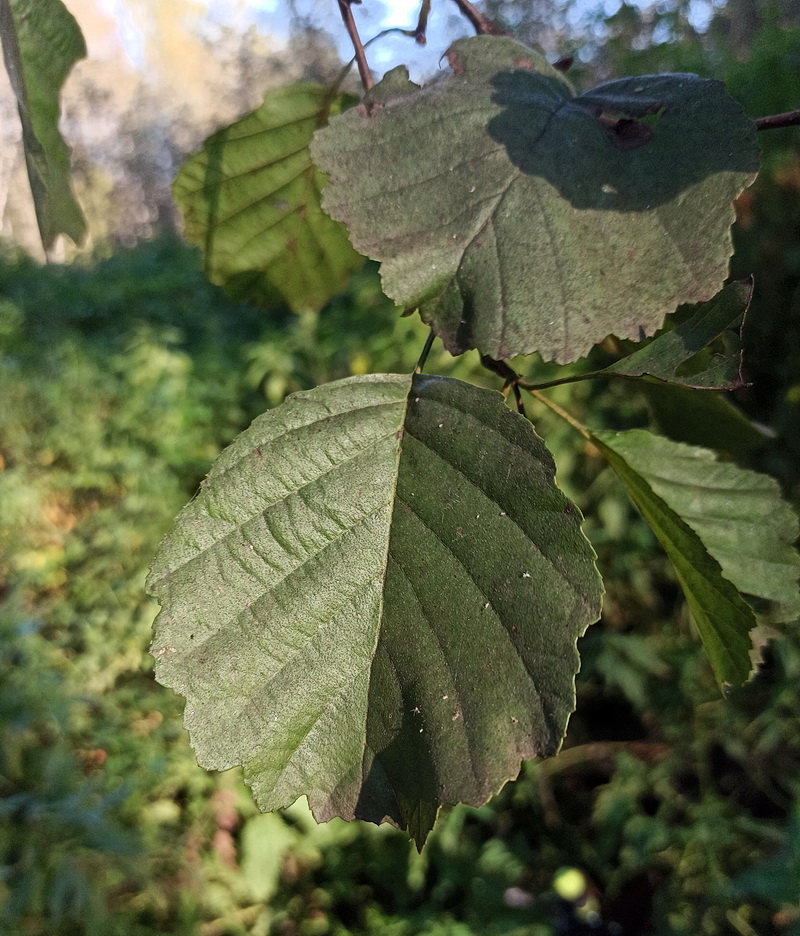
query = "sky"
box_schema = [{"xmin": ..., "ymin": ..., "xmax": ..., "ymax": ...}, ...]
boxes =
[
  {"xmin": 93, "ymin": 0, "xmax": 721, "ymax": 83},
  {"xmin": 96, "ymin": 0, "xmax": 480, "ymax": 82}
]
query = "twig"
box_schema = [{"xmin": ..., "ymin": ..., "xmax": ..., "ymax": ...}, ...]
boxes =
[
  {"xmin": 450, "ymin": 0, "xmax": 510, "ymax": 35},
  {"xmin": 479, "ymin": 354, "xmax": 519, "ymax": 382},
  {"xmin": 755, "ymin": 109, "xmax": 800, "ymax": 131},
  {"xmin": 511, "ymin": 382, "xmax": 526, "ymax": 415},
  {"xmin": 527, "ymin": 388, "xmax": 592, "ymax": 441},
  {"xmin": 415, "ymin": 330, "xmax": 436, "ymax": 373},
  {"xmin": 337, "ymin": 0, "xmax": 374, "ymax": 91},
  {"xmin": 518, "ymin": 370, "xmax": 608, "ymax": 392},
  {"xmin": 478, "ymin": 356, "xmax": 527, "ymax": 414},
  {"xmin": 414, "ymin": 0, "xmax": 431, "ymax": 44}
]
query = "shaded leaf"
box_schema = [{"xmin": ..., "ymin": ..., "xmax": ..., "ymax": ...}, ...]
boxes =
[
  {"xmin": 605, "ymin": 281, "xmax": 750, "ymax": 389},
  {"xmin": 312, "ymin": 35, "xmax": 759, "ymax": 364},
  {"xmin": 148, "ymin": 373, "xmax": 602, "ymax": 846},
  {"xmin": 174, "ymin": 83, "xmax": 363, "ymax": 312},
  {"xmin": 643, "ymin": 382, "xmax": 770, "ymax": 458},
  {"xmin": 0, "ymin": 0, "xmax": 87, "ymax": 249},
  {"xmin": 594, "ymin": 429, "xmax": 800, "ymax": 685}
]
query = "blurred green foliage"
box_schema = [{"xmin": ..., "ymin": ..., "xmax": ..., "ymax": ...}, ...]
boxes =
[{"xmin": 2, "ymin": 9, "xmax": 800, "ymax": 936}]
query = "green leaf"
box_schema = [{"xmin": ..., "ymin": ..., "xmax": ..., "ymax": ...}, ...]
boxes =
[
  {"xmin": 593, "ymin": 429, "xmax": 800, "ymax": 686},
  {"xmin": 0, "ymin": 0, "xmax": 87, "ymax": 249},
  {"xmin": 605, "ymin": 282, "xmax": 750, "ymax": 389},
  {"xmin": 312, "ymin": 35, "xmax": 760, "ymax": 364},
  {"xmin": 174, "ymin": 83, "xmax": 363, "ymax": 312},
  {"xmin": 642, "ymin": 382, "xmax": 769, "ymax": 458},
  {"xmin": 148, "ymin": 373, "xmax": 602, "ymax": 846}
]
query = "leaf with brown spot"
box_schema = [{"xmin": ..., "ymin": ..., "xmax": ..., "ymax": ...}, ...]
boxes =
[{"xmin": 312, "ymin": 35, "xmax": 759, "ymax": 363}]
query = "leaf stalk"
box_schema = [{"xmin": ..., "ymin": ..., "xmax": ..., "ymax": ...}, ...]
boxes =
[
  {"xmin": 415, "ymin": 329, "xmax": 436, "ymax": 373},
  {"xmin": 527, "ymin": 388, "xmax": 592, "ymax": 441}
]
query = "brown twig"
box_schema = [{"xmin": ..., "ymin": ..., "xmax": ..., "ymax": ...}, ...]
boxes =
[
  {"xmin": 337, "ymin": 0, "xmax": 374, "ymax": 91},
  {"xmin": 511, "ymin": 382, "xmax": 526, "ymax": 415},
  {"xmin": 755, "ymin": 109, "xmax": 800, "ymax": 131},
  {"xmin": 479, "ymin": 354, "xmax": 519, "ymax": 382},
  {"xmin": 450, "ymin": 0, "xmax": 510, "ymax": 35},
  {"xmin": 415, "ymin": 329, "xmax": 436, "ymax": 373},
  {"xmin": 414, "ymin": 0, "xmax": 432, "ymax": 44}
]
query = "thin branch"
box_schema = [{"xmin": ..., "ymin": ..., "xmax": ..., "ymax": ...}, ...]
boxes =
[
  {"xmin": 450, "ymin": 0, "xmax": 510, "ymax": 35},
  {"xmin": 511, "ymin": 382, "xmax": 526, "ymax": 415},
  {"xmin": 480, "ymin": 354, "xmax": 611, "ymax": 393},
  {"xmin": 527, "ymin": 388, "xmax": 592, "ymax": 441},
  {"xmin": 518, "ymin": 369, "xmax": 607, "ymax": 392},
  {"xmin": 479, "ymin": 353, "xmax": 519, "ymax": 382},
  {"xmin": 415, "ymin": 330, "xmax": 436, "ymax": 373},
  {"xmin": 755, "ymin": 109, "xmax": 800, "ymax": 131},
  {"xmin": 414, "ymin": 0, "xmax": 432, "ymax": 44},
  {"xmin": 337, "ymin": 0, "xmax": 374, "ymax": 91}
]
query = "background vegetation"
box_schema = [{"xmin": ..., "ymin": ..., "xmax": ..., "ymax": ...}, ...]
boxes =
[{"xmin": 1, "ymin": 2, "xmax": 800, "ymax": 934}]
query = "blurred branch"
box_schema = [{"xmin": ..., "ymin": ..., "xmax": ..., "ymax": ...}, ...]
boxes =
[
  {"xmin": 450, "ymin": 0, "xmax": 510, "ymax": 35},
  {"xmin": 413, "ymin": 0, "xmax": 431, "ymax": 44},
  {"xmin": 536, "ymin": 741, "xmax": 670, "ymax": 777},
  {"xmin": 337, "ymin": 0, "xmax": 373, "ymax": 91},
  {"xmin": 755, "ymin": 108, "xmax": 800, "ymax": 131}
]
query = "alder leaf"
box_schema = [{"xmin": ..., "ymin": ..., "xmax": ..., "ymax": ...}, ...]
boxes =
[
  {"xmin": 593, "ymin": 429, "xmax": 800, "ymax": 685},
  {"xmin": 148, "ymin": 373, "xmax": 602, "ymax": 846},
  {"xmin": 0, "ymin": 0, "xmax": 87, "ymax": 249},
  {"xmin": 312, "ymin": 35, "xmax": 760, "ymax": 364},
  {"xmin": 605, "ymin": 281, "xmax": 750, "ymax": 389},
  {"xmin": 174, "ymin": 83, "xmax": 363, "ymax": 312},
  {"xmin": 643, "ymin": 383, "xmax": 770, "ymax": 457}
]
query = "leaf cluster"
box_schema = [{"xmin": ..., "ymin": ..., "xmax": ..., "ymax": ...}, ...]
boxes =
[
  {"xmin": 1, "ymin": 239, "xmax": 800, "ymax": 936},
  {"xmin": 2, "ymin": 0, "xmax": 799, "ymax": 852}
]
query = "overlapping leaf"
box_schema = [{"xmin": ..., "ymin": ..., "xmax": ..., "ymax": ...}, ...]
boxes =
[
  {"xmin": 605, "ymin": 282, "xmax": 750, "ymax": 389},
  {"xmin": 148, "ymin": 373, "xmax": 602, "ymax": 846},
  {"xmin": 0, "ymin": 0, "xmax": 86, "ymax": 249},
  {"xmin": 312, "ymin": 35, "xmax": 760, "ymax": 363},
  {"xmin": 593, "ymin": 429, "xmax": 800, "ymax": 685},
  {"xmin": 174, "ymin": 83, "xmax": 363, "ymax": 312}
]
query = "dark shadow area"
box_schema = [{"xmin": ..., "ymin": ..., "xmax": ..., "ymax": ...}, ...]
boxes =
[{"xmin": 487, "ymin": 71, "xmax": 760, "ymax": 211}]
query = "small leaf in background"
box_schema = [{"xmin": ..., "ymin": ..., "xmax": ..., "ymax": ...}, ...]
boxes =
[
  {"xmin": 312, "ymin": 35, "xmax": 759, "ymax": 364},
  {"xmin": 174, "ymin": 83, "xmax": 363, "ymax": 313},
  {"xmin": 605, "ymin": 281, "xmax": 750, "ymax": 389},
  {"xmin": 0, "ymin": 0, "xmax": 87, "ymax": 249},
  {"xmin": 594, "ymin": 429, "xmax": 800, "ymax": 686},
  {"xmin": 148, "ymin": 373, "xmax": 602, "ymax": 846}
]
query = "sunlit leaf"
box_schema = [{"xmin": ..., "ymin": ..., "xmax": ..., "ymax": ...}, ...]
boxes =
[
  {"xmin": 148, "ymin": 373, "xmax": 602, "ymax": 846},
  {"xmin": 174, "ymin": 83, "xmax": 363, "ymax": 312},
  {"xmin": 0, "ymin": 0, "xmax": 87, "ymax": 249},
  {"xmin": 312, "ymin": 35, "xmax": 759, "ymax": 363}
]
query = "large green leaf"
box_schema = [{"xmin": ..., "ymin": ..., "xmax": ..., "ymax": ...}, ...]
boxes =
[
  {"xmin": 593, "ymin": 429, "xmax": 800, "ymax": 685},
  {"xmin": 605, "ymin": 282, "xmax": 749, "ymax": 389},
  {"xmin": 312, "ymin": 35, "xmax": 759, "ymax": 364},
  {"xmin": 148, "ymin": 373, "xmax": 602, "ymax": 845},
  {"xmin": 174, "ymin": 83, "xmax": 363, "ymax": 312},
  {"xmin": 0, "ymin": 0, "xmax": 87, "ymax": 249}
]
